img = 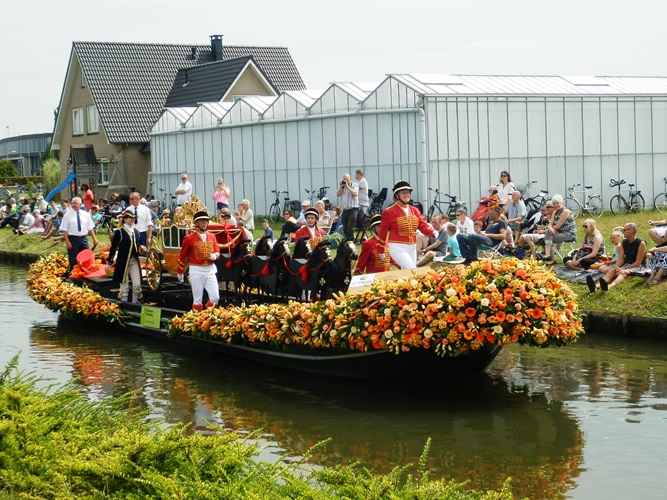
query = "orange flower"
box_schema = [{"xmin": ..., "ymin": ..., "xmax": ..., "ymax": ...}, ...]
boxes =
[
  {"xmin": 530, "ymin": 308, "xmax": 543, "ymax": 319},
  {"xmin": 465, "ymin": 307, "xmax": 476, "ymax": 317}
]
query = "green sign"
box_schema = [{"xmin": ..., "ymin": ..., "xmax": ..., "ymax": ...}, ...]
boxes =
[{"xmin": 140, "ymin": 306, "xmax": 162, "ymax": 329}]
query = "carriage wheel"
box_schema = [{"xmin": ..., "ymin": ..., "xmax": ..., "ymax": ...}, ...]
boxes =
[{"xmin": 145, "ymin": 248, "xmax": 163, "ymax": 291}]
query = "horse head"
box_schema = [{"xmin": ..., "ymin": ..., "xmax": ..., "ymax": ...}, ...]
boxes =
[
  {"xmin": 254, "ymin": 234, "xmax": 274, "ymax": 257},
  {"xmin": 293, "ymin": 236, "xmax": 312, "ymax": 260},
  {"xmin": 322, "ymin": 238, "xmax": 357, "ymax": 299}
]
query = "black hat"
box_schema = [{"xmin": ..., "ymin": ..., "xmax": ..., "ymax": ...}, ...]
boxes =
[
  {"xmin": 120, "ymin": 209, "xmax": 137, "ymax": 220},
  {"xmin": 193, "ymin": 210, "xmax": 210, "ymax": 223},
  {"xmin": 369, "ymin": 214, "xmax": 382, "ymax": 229},
  {"xmin": 392, "ymin": 180, "xmax": 413, "ymax": 196},
  {"xmin": 304, "ymin": 207, "xmax": 319, "ymax": 220}
]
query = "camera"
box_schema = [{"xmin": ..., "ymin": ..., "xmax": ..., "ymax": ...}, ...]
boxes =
[{"xmin": 340, "ymin": 180, "xmax": 346, "ymax": 186}]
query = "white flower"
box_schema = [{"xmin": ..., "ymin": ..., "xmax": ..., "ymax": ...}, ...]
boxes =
[
  {"xmin": 493, "ymin": 325, "xmax": 503, "ymax": 334},
  {"xmin": 351, "ymin": 326, "xmax": 357, "ymax": 334},
  {"xmin": 330, "ymin": 330, "xmax": 337, "ymax": 337},
  {"xmin": 446, "ymin": 288, "xmax": 457, "ymax": 297},
  {"xmin": 423, "ymin": 329, "xmax": 433, "ymax": 339},
  {"xmin": 540, "ymin": 288, "xmax": 548, "ymax": 295},
  {"xmin": 384, "ymin": 329, "xmax": 393, "ymax": 339},
  {"xmin": 480, "ymin": 298, "xmax": 490, "ymax": 307},
  {"xmin": 410, "ymin": 279, "xmax": 419, "ymax": 288},
  {"xmin": 384, "ymin": 308, "xmax": 392, "ymax": 316}
]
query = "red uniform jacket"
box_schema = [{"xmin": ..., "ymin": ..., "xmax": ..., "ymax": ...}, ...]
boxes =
[
  {"xmin": 355, "ymin": 235, "xmax": 392, "ymax": 275},
  {"xmin": 376, "ymin": 203, "xmax": 434, "ymax": 253},
  {"xmin": 294, "ymin": 225, "xmax": 325, "ymax": 249},
  {"xmin": 177, "ymin": 231, "xmax": 220, "ymax": 274}
]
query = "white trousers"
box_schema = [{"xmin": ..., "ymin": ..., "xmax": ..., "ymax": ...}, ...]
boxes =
[
  {"xmin": 120, "ymin": 257, "xmax": 142, "ymax": 302},
  {"xmin": 388, "ymin": 242, "xmax": 417, "ymax": 270},
  {"xmin": 189, "ymin": 264, "xmax": 219, "ymax": 305}
]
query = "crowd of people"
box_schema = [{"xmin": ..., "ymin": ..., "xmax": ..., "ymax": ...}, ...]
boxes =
[{"xmin": 5, "ymin": 168, "xmax": 666, "ymax": 298}]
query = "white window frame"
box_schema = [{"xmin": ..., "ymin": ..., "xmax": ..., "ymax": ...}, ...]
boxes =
[
  {"xmin": 72, "ymin": 107, "xmax": 84, "ymax": 136},
  {"xmin": 87, "ymin": 105, "xmax": 99, "ymax": 134},
  {"xmin": 97, "ymin": 160, "xmax": 110, "ymax": 186}
]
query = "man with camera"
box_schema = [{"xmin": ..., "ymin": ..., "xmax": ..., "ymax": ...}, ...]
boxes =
[{"xmin": 336, "ymin": 173, "xmax": 359, "ymax": 241}]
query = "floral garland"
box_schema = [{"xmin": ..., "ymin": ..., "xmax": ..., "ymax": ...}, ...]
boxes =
[
  {"xmin": 168, "ymin": 258, "xmax": 584, "ymax": 356},
  {"xmin": 27, "ymin": 253, "xmax": 125, "ymax": 324}
]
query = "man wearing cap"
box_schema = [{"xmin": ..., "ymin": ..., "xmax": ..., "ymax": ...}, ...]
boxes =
[
  {"xmin": 336, "ymin": 173, "xmax": 359, "ymax": 241},
  {"xmin": 294, "ymin": 207, "xmax": 325, "ymax": 249},
  {"xmin": 296, "ymin": 200, "xmax": 311, "ymax": 227},
  {"xmin": 176, "ymin": 211, "xmax": 220, "ymax": 311},
  {"xmin": 375, "ymin": 180, "xmax": 434, "ymax": 270},
  {"xmin": 128, "ymin": 192, "xmax": 153, "ymax": 247},
  {"xmin": 60, "ymin": 197, "xmax": 99, "ymax": 269},
  {"xmin": 36, "ymin": 195, "xmax": 48, "ymax": 213},
  {"xmin": 107, "ymin": 209, "xmax": 147, "ymax": 303},
  {"xmin": 175, "ymin": 173, "xmax": 193, "ymax": 205},
  {"xmin": 355, "ymin": 214, "xmax": 393, "ymax": 275}
]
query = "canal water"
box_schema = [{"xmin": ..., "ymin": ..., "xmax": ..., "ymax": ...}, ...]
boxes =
[{"xmin": 2, "ymin": 263, "xmax": 666, "ymax": 499}]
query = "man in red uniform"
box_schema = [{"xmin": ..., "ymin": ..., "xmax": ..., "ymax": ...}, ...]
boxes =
[
  {"xmin": 177, "ymin": 211, "xmax": 221, "ymax": 310},
  {"xmin": 294, "ymin": 207, "xmax": 325, "ymax": 250},
  {"xmin": 355, "ymin": 214, "xmax": 393, "ymax": 275},
  {"xmin": 375, "ymin": 180, "xmax": 434, "ymax": 269}
]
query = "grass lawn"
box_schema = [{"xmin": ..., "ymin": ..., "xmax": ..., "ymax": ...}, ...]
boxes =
[{"xmin": 1, "ymin": 209, "xmax": 665, "ymax": 318}]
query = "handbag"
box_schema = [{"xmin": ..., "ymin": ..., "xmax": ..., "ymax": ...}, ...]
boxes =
[{"xmin": 574, "ymin": 247, "xmax": 593, "ymax": 260}]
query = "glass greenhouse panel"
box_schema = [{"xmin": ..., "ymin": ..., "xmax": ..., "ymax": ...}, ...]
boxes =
[
  {"xmin": 488, "ymin": 101, "xmax": 509, "ymax": 159},
  {"xmin": 508, "ymin": 100, "xmax": 528, "ymax": 159},
  {"xmin": 564, "ymin": 100, "xmax": 583, "ymax": 157},
  {"xmin": 600, "ymin": 101, "xmax": 619, "ymax": 155},
  {"xmin": 545, "ymin": 100, "xmax": 565, "ymax": 157},
  {"xmin": 582, "ymin": 100, "xmax": 601, "ymax": 156},
  {"xmin": 652, "ymin": 100, "xmax": 667, "ymax": 153},
  {"xmin": 274, "ymin": 123, "xmax": 289, "ymax": 170},
  {"xmin": 617, "ymin": 100, "xmax": 636, "ymax": 155},
  {"xmin": 527, "ymin": 100, "xmax": 547, "ymax": 158},
  {"xmin": 323, "ymin": 119, "xmax": 337, "ymax": 167},
  {"xmin": 261, "ymin": 126, "xmax": 276, "ymax": 171},
  {"xmin": 635, "ymin": 100, "xmax": 652, "ymax": 154}
]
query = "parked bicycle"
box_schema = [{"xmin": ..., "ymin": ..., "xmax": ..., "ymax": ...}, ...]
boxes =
[
  {"xmin": 426, "ymin": 188, "xmax": 466, "ymax": 221},
  {"xmin": 268, "ymin": 189, "xmax": 300, "ymax": 223},
  {"xmin": 522, "ymin": 181, "xmax": 549, "ymax": 213},
  {"xmin": 564, "ymin": 183, "xmax": 603, "ymax": 218},
  {"xmin": 367, "ymin": 187, "xmax": 388, "ymax": 216},
  {"xmin": 304, "ymin": 186, "xmax": 331, "ymax": 210},
  {"xmin": 654, "ymin": 177, "xmax": 667, "ymax": 212},
  {"xmin": 609, "ymin": 179, "xmax": 644, "ymax": 216}
]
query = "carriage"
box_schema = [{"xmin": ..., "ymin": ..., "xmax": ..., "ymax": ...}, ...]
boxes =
[{"xmin": 142, "ymin": 198, "xmax": 358, "ymax": 303}]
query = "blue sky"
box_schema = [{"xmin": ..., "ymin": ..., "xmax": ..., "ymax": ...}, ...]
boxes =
[{"xmin": 2, "ymin": 0, "xmax": 665, "ymax": 137}]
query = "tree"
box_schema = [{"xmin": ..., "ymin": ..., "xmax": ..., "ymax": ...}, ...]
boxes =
[
  {"xmin": 42, "ymin": 158, "xmax": 61, "ymax": 197},
  {"xmin": 0, "ymin": 159, "xmax": 18, "ymax": 177}
]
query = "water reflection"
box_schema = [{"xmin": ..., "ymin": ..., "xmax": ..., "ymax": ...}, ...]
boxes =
[{"xmin": 28, "ymin": 319, "xmax": 584, "ymax": 499}]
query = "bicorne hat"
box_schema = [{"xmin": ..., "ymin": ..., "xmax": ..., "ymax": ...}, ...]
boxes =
[
  {"xmin": 392, "ymin": 180, "xmax": 413, "ymax": 196},
  {"xmin": 193, "ymin": 210, "xmax": 210, "ymax": 223},
  {"xmin": 369, "ymin": 214, "xmax": 382, "ymax": 229},
  {"xmin": 304, "ymin": 207, "xmax": 319, "ymax": 220},
  {"xmin": 120, "ymin": 209, "xmax": 137, "ymax": 220}
]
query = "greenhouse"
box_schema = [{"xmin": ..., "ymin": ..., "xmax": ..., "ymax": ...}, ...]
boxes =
[{"xmin": 149, "ymin": 74, "xmax": 667, "ymax": 215}]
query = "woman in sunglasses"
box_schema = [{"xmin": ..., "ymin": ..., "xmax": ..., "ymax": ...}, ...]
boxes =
[
  {"xmin": 496, "ymin": 170, "xmax": 515, "ymax": 206},
  {"xmin": 564, "ymin": 219, "xmax": 604, "ymax": 270}
]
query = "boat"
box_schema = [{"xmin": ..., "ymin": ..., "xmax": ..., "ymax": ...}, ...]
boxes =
[{"xmin": 27, "ymin": 242, "xmax": 584, "ymax": 380}]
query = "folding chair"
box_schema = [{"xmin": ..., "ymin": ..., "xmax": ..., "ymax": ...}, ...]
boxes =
[
  {"xmin": 552, "ymin": 238, "xmax": 577, "ymax": 263},
  {"xmin": 477, "ymin": 241, "xmax": 505, "ymax": 259}
]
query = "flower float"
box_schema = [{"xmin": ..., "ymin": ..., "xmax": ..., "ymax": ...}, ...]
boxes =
[
  {"xmin": 168, "ymin": 258, "xmax": 583, "ymax": 356},
  {"xmin": 27, "ymin": 253, "xmax": 125, "ymax": 323}
]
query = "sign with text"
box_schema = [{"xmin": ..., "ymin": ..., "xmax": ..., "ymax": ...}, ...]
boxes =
[
  {"xmin": 140, "ymin": 306, "xmax": 162, "ymax": 329},
  {"xmin": 349, "ymin": 274, "xmax": 375, "ymax": 288}
]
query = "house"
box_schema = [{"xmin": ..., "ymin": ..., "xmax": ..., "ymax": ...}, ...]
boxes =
[{"xmin": 50, "ymin": 35, "xmax": 305, "ymax": 200}]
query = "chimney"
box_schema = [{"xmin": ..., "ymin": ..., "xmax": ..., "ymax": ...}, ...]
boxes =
[{"xmin": 210, "ymin": 35, "xmax": 223, "ymax": 61}]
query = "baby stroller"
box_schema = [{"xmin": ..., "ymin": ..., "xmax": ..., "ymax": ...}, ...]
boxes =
[
  {"xmin": 368, "ymin": 187, "xmax": 388, "ymax": 215},
  {"xmin": 471, "ymin": 187, "xmax": 500, "ymax": 229}
]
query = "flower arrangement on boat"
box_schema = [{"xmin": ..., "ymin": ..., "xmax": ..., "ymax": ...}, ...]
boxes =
[
  {"xmin": 168, "ymin": 258, "xmax": 583, "ymax": 355},
  {"xmin": 27, "ymin": 253, "xmax": 125, "ymax": 323}
]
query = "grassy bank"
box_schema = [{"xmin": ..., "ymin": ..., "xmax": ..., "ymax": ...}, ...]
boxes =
[
  {"xmin": 1, "ymin": 209, "xmax": 665, "ymax": 319},
  {"xmin": 0, "ymin": 357, "xmax": 514, "ymax": 499}
]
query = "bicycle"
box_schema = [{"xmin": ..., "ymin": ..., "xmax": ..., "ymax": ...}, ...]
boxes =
[
  {"xmin": 304, "ymin": 186, "xmax": 331, "ymax": 210},
  {"xmin": 654, "ymin": 177, "xmax": 667, "ymax": 212},
  {"xmin": 426, "ymin": 188, "xmax": 466, "ymax": 221},
  {"xmin": 521, "ymin": 181, "xmax": 549, "ymax": 213},
  {"xmin": 564, "ymin": 183, "xmax": 603, "ymax": 218},
  {"xmin": 268, "ymin": 190, "xmax": 300, "ymax": 223},
  {"xmin": 609, "ymin": 179, "xmax": 644, "ymax": 216}
]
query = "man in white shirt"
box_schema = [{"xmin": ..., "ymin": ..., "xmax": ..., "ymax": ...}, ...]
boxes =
[
  {"xmin": 455, "ymin": 208, "xmax": 475, "ymax": 235},
  {"xmin": 355, "ymin": 169, "xmax": 369, "ymax": 231},
  {"xmin": 128, "ymin": 192, "xmax": 153, "ymax": 247},
  {"xmin": 296, "ymin": 200, "xmax": 311, "ymax": 227},
  {"xmin": 61, "ymin": 197, "xmax": 98, "ymax": 269},
  {"xmin": 175, "ymin": 173, "xmax": 193, "ymax": 205},
  {"xmin": 336, "ymin": 173, "xmax": 359, "ymax": 240}
]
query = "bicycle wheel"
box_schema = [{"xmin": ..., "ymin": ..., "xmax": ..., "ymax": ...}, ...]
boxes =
[
  {"xmin": 565, "ymin": 197, "xmax": 581, "ymax": 218},
  {"xmin": 631, "ymin": 193, "xmax": 645, "ymax": 213},
  {"xmin": 654, "ymin": 193, "xmax": 667, "ymax": 213},
  {"xmin": 269, "ymin": 202, "xmax": 281, "ymax": 223},
  {"xmin": 609, "ymin": 195, "xmax": 628, "ymax": 216},
  {"xmin": 586, "ymin": 195, "xmax": 603, "ymax": 217}
]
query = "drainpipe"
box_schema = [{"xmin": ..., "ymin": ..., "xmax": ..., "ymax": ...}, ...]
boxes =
[{"xmin": 419, "ymin": 99, "xmax": 429, "ymax": 211}]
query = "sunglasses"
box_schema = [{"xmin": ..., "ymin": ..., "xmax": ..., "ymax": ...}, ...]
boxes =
[{"xmin": 582, "ymin": 225, "xmax": 588, "ymax": 228}]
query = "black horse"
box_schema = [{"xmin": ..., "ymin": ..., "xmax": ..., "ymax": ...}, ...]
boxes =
[
  {"xmin": 247, "ymin": 235, "xmax": 291, "ymax": 297},
  {"xmin": 286, "ymin": 239, "xmax": 332, "ymax": 301},
  {"xmin": 292, "ymin": 236, "xmax": 312, "ymax": 260},
  {"xmin": 254, "ymin": 234, "xmax": 274, "ymax": 257},
  {"xmin": 321, "ymin": 239, "xmax": 358, "ymax": 299},
  {"xmin": 217, "ymin": 238, "xmax": 252, "ymax": 294}
]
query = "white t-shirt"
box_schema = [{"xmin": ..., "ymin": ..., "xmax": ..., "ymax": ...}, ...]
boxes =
[
  {"xmin": 175, "ymin": 181, "xmax": 193, "ymax": 205},
  {"xmin": 496, "ymin": 182, "xmax": 515, "ymax": 205},
  {"xmin": 457, "ymin": 216, "xmax": 475, "ymax": 235}
]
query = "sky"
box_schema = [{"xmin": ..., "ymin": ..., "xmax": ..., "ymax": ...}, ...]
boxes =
[{"xmin": 2, "ymin": 0, "xmax": 667, "ymax": 137}]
